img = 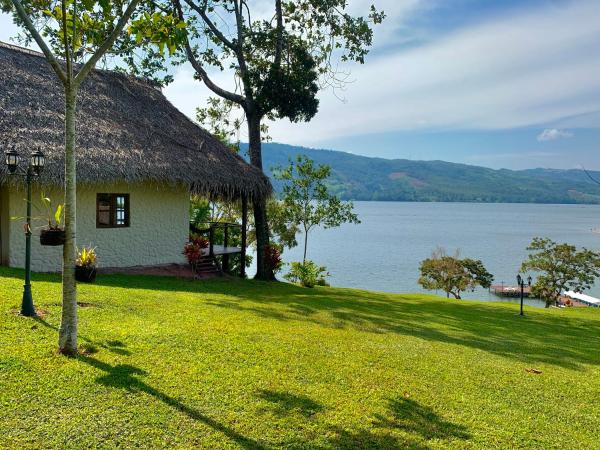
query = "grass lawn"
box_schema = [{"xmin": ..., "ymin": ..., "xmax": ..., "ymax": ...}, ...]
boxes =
[{"xmin": 1, "ymin": 267, "xmax": 599, "ymax": 449}]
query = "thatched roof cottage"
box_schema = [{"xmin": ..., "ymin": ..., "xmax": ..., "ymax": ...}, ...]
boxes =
[{"xmin": 0, "ymin": 42, "xmax": 271, "ymax": 272}]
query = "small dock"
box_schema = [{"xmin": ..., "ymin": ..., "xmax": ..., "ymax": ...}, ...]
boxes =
[
  {"xmin": 491, "ymin": 285, "xmax": 532, "ymax": 297},
  {"xmin": 563, "ymin": 291, "xmax": 600, "ymax": 308}
]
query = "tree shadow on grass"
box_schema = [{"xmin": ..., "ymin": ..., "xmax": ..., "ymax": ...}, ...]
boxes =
[
  {"xmin": 32, "ymin": 317, "xmax": 132, "ymax": 356},
  {"xmin": 77, "ymin": 355, "xmax": 265, "ymax": 449},
  {"xmin": 16, "ymin": 268, "xmax": 600, "ymax": 370},
  {"xmin": 206, "ymin": 285, "xmax": 600, "ymax": 371},
  {"xmin": 32, "ymin": 315, "xmax": 258, "ymax": 448},
  {"xmin": 252, "ymin": 389, "xmax": 467, "ymax": 449},
  {"xmin": 329, "ymin": 397, "xmax": 469, "ymax": 450},
  {"xmin": 257, "ymin": 389, "xmax": 324, "ymax": 418},
  {"xmin": 375, "ymin": 397, "xmax": 469, "ymax": 441}
]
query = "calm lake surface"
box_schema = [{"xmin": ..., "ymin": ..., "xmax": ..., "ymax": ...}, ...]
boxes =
[{"xmin": 277, "ymin": 202, "xmax": 600, "ymax": 307}]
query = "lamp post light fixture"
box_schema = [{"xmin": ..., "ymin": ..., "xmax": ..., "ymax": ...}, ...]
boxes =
[
  {"xmin": 516, "ymin": 274, "xmax": 532, "ymax": 316},
  {"xmin": 4, "ymin": 146, "xmax": 45, "ymax": 317}
]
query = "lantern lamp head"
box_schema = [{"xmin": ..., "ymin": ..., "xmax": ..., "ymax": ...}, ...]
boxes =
[
  {"xmin": 527, "ymin": 275, "xmax": 532, "ymax": 286},
  {"xmin": 5, "ymin": 148, "xmax": 20, "ymax": 174},
  {"xmin": 516, "ymin": 274, "xmax": 522, "ymax": 285},
  {"xmin": 30, "ymin": 148, "xmax": 45, "ymax": 176}
]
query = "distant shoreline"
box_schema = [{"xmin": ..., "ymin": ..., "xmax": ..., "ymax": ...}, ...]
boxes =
[
  {"xmin": 294, "ymin": 199, "xmax": 600, "ymax": 206},
  {"xmin": 254, "ymin": 142, "xmax": 600, "ymax": 205}
]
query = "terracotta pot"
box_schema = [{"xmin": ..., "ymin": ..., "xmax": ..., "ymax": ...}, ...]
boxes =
[
  {"xmin": 40, "ymin": 229, "xmax": 65, "ymax": 246},
  {"xmin": 75, "ymin": 266, "xmax": 97, "ymax": 283}
]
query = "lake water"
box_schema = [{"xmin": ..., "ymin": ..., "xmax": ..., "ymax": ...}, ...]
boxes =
[{"xmin": 278, "ymin": 202, "xmax": 600, "ymax": 307}]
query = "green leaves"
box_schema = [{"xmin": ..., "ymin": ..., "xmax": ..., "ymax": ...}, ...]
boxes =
[
  {"xmin": 7, "ymin": 0, "xmax": 144, "ymax": 63},
  {"xmin": 128, "ymin": 11, "xmax": 187, "ymax": 56},
  {"xmin": 418, "ymin": 249, "xmax": 493, "ymax": 299},
  {"xmin": 54, "ymin": 203, "xmax": 64, "ymax": 228},
  {"xmin": 250, "ymin": 32, "xmax": 320, "ymax": 122},
  {"xmin": 274, "ymin": 155, "xmax": 359, "ymax": 262},
  {"xmin": 118, "ymin": 0, "xmax": 383, "ymax": 123},
  {"xmin": 282, "ymin": 0, "xmax": 385, "ymax": 66},
  {"xmin": 521, "ymin": 237, "xmax": 600, "ymax": 307},
  {"xmin": 284, "ymin": 260, "xmax": 329, "ymax": 288},
  {"xmin": 196, "ymin": 96, "xmax": 244, "ymax": 150}
]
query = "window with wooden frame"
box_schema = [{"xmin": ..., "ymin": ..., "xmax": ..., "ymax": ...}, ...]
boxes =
[{"xmin": 96, "ymin": 194, "xmax": 130, "ymax": 228}]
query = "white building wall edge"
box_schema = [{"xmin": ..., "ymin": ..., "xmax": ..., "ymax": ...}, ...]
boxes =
[{"xmin": 0, "ymin": 185, "xmax": 9, "ymax": 265}]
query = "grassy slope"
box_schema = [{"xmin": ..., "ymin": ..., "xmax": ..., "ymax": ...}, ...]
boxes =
[{"xmin": 1, "ymin": 267, "xmax": 599, "ymax": 449}]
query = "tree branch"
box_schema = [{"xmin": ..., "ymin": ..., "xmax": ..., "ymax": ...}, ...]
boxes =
[
  {"xmin": 241, "ymin": 0, "xmax": 251, "ymax": 29},
  {"xmin": 74, "ymin": 0, "xmax": 142, "ymax": 87},
  {"xmin": 61, "ymin": 0, "xmax": 72, "ymax": 81},
  {"xmin": 174, "ymin": 0, "xmax": 246, "ymax": 105},
  {"xmin": 10, "ymin": 0, "xmax": 68, "ymax": 86},
  {"xmin": 274, "ymin": 0, "xmax": 283, "ymax": 68},
  {"xmin": 183, "ymin": 0, "xmax": 236, "ymax": 51},
  {"xmin": 232, "ymin": 0, "xmax": 251, "ymax": 97},
  {"xmin": 582, "ymin": 166, "xmax": 600, "ymax": 185}
]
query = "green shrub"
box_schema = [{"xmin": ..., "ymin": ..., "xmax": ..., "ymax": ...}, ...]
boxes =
[{"xmin": 284, "ymin": 261, "xmax": 330, "ymax": 288}]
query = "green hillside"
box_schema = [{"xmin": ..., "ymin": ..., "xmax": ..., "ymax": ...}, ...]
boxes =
[{"xmin": 246, "ymin": 143, "xmax": 600, "ymax": 203}]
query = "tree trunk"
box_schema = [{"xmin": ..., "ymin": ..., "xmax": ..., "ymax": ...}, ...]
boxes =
[
  {"xmin": 240, "ymin": 195, "xmax": 248, "ymax": 278},
  {"xmin": 303, "ymin": 229, "xmax": 308, "ymax": 264},
  {"xmin": 246, "ymin": 111, "xmax": 273, "ymax": 280},
  {"xmin": 58, "ymin": 86, "xmax": 78, "ymax": 355}
]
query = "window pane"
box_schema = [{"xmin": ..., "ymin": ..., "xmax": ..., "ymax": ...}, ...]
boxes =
[
  {"xmin": 116, "ymin": 209, "xmax": 125, "ymax": 225},
  {"xmin": 97, "ymin": 194, "xmax": 129, "ymax": 228},
  {"xmin": 98, "ymin": 198, "xmax": 111, "ymax": 226}
]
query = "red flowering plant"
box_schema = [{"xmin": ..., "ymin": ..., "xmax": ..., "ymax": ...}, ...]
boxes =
[
  {"xmin": 183, "ymin": 237, "xmax": 210, "ymax": 267},
  {"xmin": 264, "ymin": 244, "xmax": 283, "ymax": 274},
  {"xmin": 193, "ymin": 236, "xmax": 210, "ymax": 249}
]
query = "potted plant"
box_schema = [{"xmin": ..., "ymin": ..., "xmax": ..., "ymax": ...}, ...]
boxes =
[
  {"xmin": 75, "ymin": 246, "xmax": 97, "ymax": 283},
  {"xmin": 38, "ymin": 195, "xmax": 65, "ymax": 246}
]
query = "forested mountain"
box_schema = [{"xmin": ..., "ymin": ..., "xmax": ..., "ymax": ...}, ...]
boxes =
[{"xmin": 240, "ymin": 143, "xmax": 600, "ymax": 204}]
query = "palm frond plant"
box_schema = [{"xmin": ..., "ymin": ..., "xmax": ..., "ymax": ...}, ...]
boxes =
[
  {"xmin": 75, "ymin": 246, "xmax": 98, "ymax": 283},
  {"xmin": 36, "ymin": 194, "xmax": 65, "ymax": 246}
]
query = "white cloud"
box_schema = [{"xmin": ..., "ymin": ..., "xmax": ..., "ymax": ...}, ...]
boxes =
[
  {"xmin": 265, "ymin": 0, "xmax": 600, "ymax": 144},
  {"xmin": 536, "ymin": 128, "xmax": 573, "ymax": 142},
  {"xmin": 2, "ymin": 1, "xmax": 600, "ymax": 148},
  {"xmin": 161, "ymin": 0, "xmax": 600, "ymax": 145}
]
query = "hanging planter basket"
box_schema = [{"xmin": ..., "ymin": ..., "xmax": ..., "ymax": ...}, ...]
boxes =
[
  {"xmin": 75, "ymin": 266, "xmax": 97, "ymax": 283},
  {"xmin": 40, "ymin": 229, "xmax": 66, "ymax": 246}
]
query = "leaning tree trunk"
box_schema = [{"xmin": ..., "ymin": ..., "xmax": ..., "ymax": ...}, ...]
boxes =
[
  {"xmin": 58, "ymin": 86, "xmax": 78, "ymax": 355},
  {"xmin": 246, "ymin": 111, "xmax": 274, "ymax": 280}
]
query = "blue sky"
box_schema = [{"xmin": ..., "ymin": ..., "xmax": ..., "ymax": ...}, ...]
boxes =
[{"xmin": 1, "ymin": 0, "xmax": 599, "ymax": 170}]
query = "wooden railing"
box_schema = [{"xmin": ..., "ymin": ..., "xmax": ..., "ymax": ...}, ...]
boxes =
[{"xmin": 189, "ymin": 221, "xmax": 244, "ymax": 275}]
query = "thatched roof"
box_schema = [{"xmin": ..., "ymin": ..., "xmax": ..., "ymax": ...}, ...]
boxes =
[{"xmin": 0, "ymin": 42, "xmax": 271, "ymax": 201}]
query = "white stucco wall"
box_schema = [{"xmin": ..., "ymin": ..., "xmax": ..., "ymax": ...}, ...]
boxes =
[{"xmin": 4, "ymin": 182, "xmax": 189, "ymax": 272}]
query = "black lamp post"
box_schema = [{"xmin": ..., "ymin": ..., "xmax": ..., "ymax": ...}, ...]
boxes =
[
  {"xmin": 516, "ymin": 274, "xmax": 532, "ymax": 316},
  {"xmin": 4, "ymin": 146, "xmax": 45, "ymax": 317}
]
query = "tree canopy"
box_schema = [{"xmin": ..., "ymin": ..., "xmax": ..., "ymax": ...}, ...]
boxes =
[
  {"xmin": 120, "ymin": 0, "xmax": 384, "ymax": 279},
  {"xmin": 418, "ymin": 249, "xmax": 493, "ymax": 299},
  {"xmin": 274, "ymin": 155, "xmax": 359, "ymax": 263},
  {"xmin": 521, "ymin": 237, "xmax": 600, "ymax": 307}
]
